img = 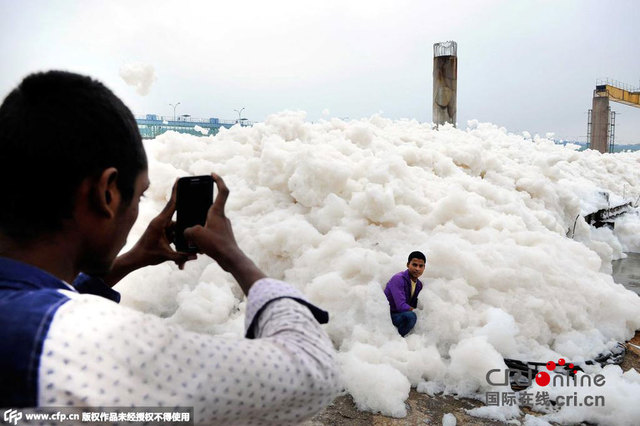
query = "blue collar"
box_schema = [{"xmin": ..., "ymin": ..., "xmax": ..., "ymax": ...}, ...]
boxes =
[{"xmin": 0, "ymin": 257, "xmax": 75, "ymax": 292}]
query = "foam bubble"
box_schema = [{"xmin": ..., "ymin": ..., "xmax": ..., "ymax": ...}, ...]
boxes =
[{"xmin": 119, "ymin": 63, "xmax": 156, "ymax": 95}]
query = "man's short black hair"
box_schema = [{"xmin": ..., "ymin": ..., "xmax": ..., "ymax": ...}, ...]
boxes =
[
  {"xmin": 0, "ymin": 70, "xmax": 147, "ymax": 240},
  {"xmin": 407, "ymin": 251, "xmax": 426, "ymax": 263}
]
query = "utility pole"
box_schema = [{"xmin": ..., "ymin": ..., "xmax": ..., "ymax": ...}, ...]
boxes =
[
  {"xmin": 234, "ymin": 107, "xmax": 245, "ymax": 124},
  {"xmin": 169, "ymin": 102, "xmax": 181, "ymax": 121}
]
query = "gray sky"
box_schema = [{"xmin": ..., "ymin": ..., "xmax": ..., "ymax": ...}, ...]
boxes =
[{"xmin": 2, "ymin": 0, "xmax": 639, "ymax": 143}]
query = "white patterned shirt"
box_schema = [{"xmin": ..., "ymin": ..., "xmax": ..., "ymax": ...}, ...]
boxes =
[{"xmin": 31, "ymin": 277, "xmax": 340, "ymax": 425}]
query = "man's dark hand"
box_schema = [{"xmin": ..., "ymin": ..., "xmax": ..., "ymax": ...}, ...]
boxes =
[
  {"xmin": 184, "ymin": 173, "xmax": 265, "ymax": 295},
  {"xmin": 104, "ymin": 181, "xmax": 196, "ymax": 286},
  {"xmin": 129, "ymin": 181, "xmax": 196, "ymax": 269}
]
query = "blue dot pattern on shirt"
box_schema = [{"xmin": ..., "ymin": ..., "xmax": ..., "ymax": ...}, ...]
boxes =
[{"xmin": 39, "ymin": 278, "xmax": 340, "ymax": 425}]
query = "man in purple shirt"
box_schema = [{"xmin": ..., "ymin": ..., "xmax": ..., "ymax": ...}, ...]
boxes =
[{"xmin": 384, "ymin": 251, "xmax": 426, "ymax": 336}]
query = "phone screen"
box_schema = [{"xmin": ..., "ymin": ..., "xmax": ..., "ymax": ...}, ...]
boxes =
[{"xmin": 175, "ymin": 175, "xmax": 214, "ymax": 253}]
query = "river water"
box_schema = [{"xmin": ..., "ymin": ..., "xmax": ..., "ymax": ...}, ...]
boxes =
[{"xmin": 612, "ymin": 252, "xmax": 640, "ymax": 296}]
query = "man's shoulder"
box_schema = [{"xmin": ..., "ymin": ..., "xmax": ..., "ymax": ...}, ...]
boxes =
[
  {"xmin": 394, "ymin": 270, "xmax": 408, "ymax": 279},
  {"xmin": 0, "ymin": 285, "xmax": 70, "ymax": 313},
  {"xmin": 386, "ymin": 270, "xmax": 408, "ymax": 286},
  {"xmin": 0, "ymin": 284, "xmax": 73, "ymax": 407}
]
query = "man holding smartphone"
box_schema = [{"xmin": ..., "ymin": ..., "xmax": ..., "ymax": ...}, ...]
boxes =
[{"xmin": 0, "ymin": 71, "xmax": 338, "ymax": 424}]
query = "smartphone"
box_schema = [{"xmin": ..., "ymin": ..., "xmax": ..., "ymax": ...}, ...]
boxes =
[{"xmin": 175, "ymin": 175, "xmax": 214, "ymax": 253}]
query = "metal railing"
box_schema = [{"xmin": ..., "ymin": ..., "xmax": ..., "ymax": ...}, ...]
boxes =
[{"xmin": 596, "ymin": 78, "xmax": 640, "ymax": 93}]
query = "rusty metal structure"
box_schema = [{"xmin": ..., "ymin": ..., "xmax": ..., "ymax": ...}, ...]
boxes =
[{"xmin": 432, "ymin": 41, "xmax": 457, "ymax": 127}]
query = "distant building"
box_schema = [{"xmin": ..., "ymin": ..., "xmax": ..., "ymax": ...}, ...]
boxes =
[{"xmin": 135, "ymin": 115, "xmax": 252, "ymax": 139}]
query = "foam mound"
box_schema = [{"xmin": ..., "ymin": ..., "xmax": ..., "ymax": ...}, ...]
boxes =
[{"xmin": 117, "ymin": 112, "xmax": 640, "ymax": 423}]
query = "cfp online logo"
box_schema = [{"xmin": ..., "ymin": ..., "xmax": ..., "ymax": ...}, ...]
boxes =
[
  {"xmin": 3, "ymin": 409, "xmax": 22, "ymax": 425},
  {"xmin": 487, "ymin": 358, "xmax": 607, "ymax": 388},
  {"xmin": 536, "ymin": 358, "xmax": 576, "ymax": 386}
]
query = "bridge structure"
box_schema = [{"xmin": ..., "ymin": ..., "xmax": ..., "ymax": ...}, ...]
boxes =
[
  {"xmin": 588, "ymin": 79, "xmax": 640, "ymax": 153},
  {"xmin": 135, "ymin": 114, "xmax": 252, "ymax": 139}
]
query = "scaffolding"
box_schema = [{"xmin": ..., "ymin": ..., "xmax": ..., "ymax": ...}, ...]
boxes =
[
  {"xmin": 587, "ymin": 109, "xmax": 592, "ymax": 148},
  {"xmin": 609, "ymin": 110, "xmax": 616, "ymax": 153}
]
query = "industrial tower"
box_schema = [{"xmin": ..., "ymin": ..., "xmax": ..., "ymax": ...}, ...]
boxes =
[
  {"xmin": 588, "ymin": 80, "xmax": 640, "ymax": 153},
  {"xmin": 433, "ymin": 41, "xmax": 457, "ymax": 127}
]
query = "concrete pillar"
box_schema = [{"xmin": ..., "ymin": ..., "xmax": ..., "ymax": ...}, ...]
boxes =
[
  {"xmin": 433, "ymin": 41, "xmax": 457, "ymax": 127},
  {"xmin": 590, "ymin": 96, "xmax": 609, "ymax": 153}
]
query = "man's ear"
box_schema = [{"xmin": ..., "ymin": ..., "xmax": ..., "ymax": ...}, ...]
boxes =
[{"xmin": 92, "ymin": 167, "xmax": 121, "ymax": 219}]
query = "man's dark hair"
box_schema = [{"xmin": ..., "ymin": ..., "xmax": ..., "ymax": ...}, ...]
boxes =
[
  {"xmin": 0, "ymin": 70, "xmax": 147, "ymax": 239},
  {"xmin": 407, "ymin": 251, "xmax": 426, "ymax": 263}
]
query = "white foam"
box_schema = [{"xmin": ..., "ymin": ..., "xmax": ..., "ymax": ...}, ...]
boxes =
[
  {"xmin": 119, "ymin": 63, "xmax": 156, "ymax": 96},
  {"xmin": 442, "ymin": 412, "xmax": 457, "ymax": 425},
  {"xmin": 466, "ymin": 404, "xmax": 521, "ymax": 423},
  {"xmin": 194, "ymin": 125, "xmax": 209, "ymax": 135},
  {"xmin": 116, "ymin": 113, "xmax": 640, "ymax": 421}
]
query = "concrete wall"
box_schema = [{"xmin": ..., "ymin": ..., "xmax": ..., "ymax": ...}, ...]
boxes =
[
  {"xmin": 432, "ymin": 55, "xmax": 457, "ymax": 127},
  {"xmin": 590, "ymin": 96, "xmax": 609, "ymax": 153}
]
